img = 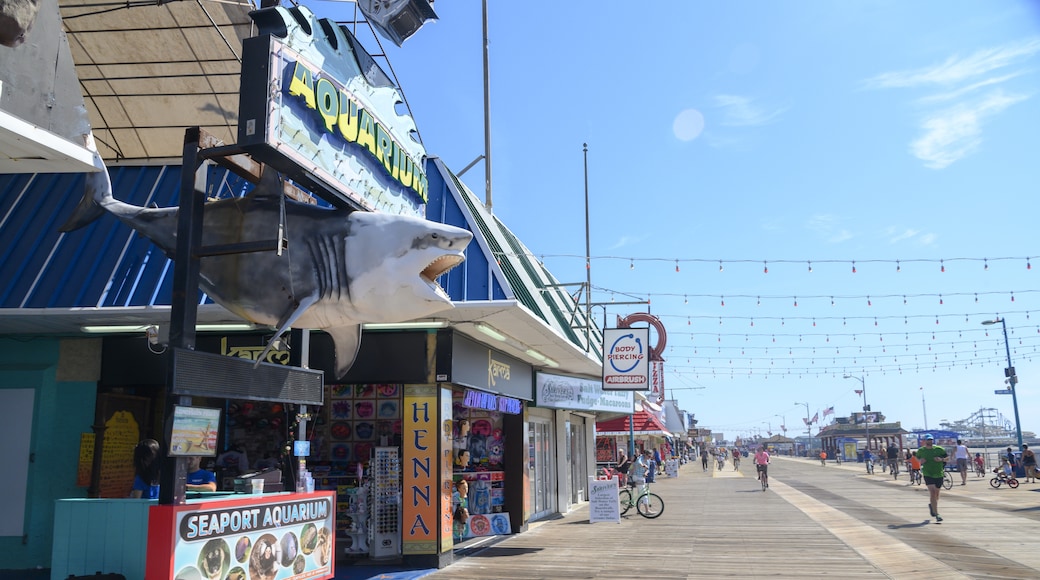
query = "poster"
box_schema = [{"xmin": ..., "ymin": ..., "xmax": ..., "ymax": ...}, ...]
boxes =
[{"xmin": 588, "ymin": 477, "xmax": 620, "ymax": 523}]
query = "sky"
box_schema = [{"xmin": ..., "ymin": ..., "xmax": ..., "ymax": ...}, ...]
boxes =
[{"xmin": 319, "ymin": 0, "xmax": 1040, "ymax": 442}]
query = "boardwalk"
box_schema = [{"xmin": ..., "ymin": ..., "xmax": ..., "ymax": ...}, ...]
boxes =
[{"xmin": 416, "ymin": 456, "xmax": 1040, "ymax": 580}]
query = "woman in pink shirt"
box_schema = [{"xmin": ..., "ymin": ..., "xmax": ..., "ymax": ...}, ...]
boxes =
[{"xmin": 754, "ymin": 447, "xmax": 771, "ymax": 488}]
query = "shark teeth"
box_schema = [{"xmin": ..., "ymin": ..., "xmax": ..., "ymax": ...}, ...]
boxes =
[{"xmin": 421, "ymin": 254, "xmax": 464, "ymax": 284}]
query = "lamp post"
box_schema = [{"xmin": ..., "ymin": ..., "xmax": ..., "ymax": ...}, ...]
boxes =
[
  {"xmin": 844, "ymin": 375, "xmax": 869, "ymax": 453},
  {"xmin": 981, "ymin": 317, "xmax": 1024, "ymax": 451},
  {"xmin": 776, "ymin": 414, "xmax": 786, "ymax": 437},
  {"xmin": 795, "ymin": 402, "xmax": 810, "ymax": 455}
]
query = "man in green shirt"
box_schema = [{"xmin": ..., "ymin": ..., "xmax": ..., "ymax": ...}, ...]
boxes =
[{"xmin": 917, "ymin": 434, "xmax": 948, "ymax": 522}]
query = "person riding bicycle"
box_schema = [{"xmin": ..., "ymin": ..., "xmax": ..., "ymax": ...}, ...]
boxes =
[
  {"xmin": 973, "ymin": 453, "xmax": 985, "ymax": 477},
  {"xmin": 908, "ymin": 451, "xmax": 922, "ymax": 483},
  {"xmin": 629, "ymin": 450, "xmax": 649, "ymax": 487},
  {"xmin": 863, "ymin": 448, "xmax": 874, "ymax": 474},
  {"xmin": 754, "ymin": 446, "xmax": 770, "ymax": 486},
  {"xmin": 886, "ymin": 442, "xmax": 901, "ymax": 476}
]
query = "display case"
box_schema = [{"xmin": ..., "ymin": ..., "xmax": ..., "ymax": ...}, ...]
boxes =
[{"xmin": 370, "ymin": 447, "xmax": 401, "ymax": 558}]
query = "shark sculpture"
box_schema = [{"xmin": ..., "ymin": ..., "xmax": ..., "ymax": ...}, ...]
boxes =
[{"xmin": 61, "ymin": 152, "xmax": 472, "ymax": 378}]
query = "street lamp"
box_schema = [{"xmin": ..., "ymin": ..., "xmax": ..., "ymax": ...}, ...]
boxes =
[
  {"xmin": 776, "ymin": 414, "xmax": 786, "ymax": 437},
  {"xmin": 844, "ymin": 375, "xmax": 869, "ymax": 452},
  {"xmin": 981, "ymin": 317, "xmax": 1024, "ymax": 451},
  {"xmin": 794, "ymin": 402, "xmax": 810, "ymax": 435}
]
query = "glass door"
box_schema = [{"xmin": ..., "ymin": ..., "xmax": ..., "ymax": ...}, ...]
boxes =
[{"xmin": 527, "ymin": 418, "xmax": 555, "ymax": 520}]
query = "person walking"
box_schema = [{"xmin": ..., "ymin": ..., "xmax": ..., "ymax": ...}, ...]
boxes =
[
  {"xmin": 1022, "ymin": 445, "xmax": 1037, "ymax": 483},
  {"xmin": 701, "ymin": 449, "xmax": 709, "ymax": 472},
  {"xmin": 918, "ymin": 434, "xmax": 948, "ymax": 522},
  {"xmin": 616, "ymin": 451, "xmax": 632, "ymax": 486},
  {"xmin": 954, "ymin": 439, "xmax": 970, "ymax": 485}
]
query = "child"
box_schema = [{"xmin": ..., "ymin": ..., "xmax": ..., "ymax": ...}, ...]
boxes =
[
  {"xmin": 973, "ymin": 453, "xmax": 985, "ymax": 477},
  {"xmin": 909, "ymin": 451, "xmax": 922, "ymax": 483}
]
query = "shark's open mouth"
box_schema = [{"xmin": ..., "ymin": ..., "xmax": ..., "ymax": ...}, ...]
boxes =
[{"xmin": 421, "ymin": 254, "xmax": 464, "ymax": 284}]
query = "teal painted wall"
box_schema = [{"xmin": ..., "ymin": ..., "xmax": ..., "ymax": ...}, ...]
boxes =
[{"xmin": 0, "ymin": 338, "xmax": 96, "ymax": 570}]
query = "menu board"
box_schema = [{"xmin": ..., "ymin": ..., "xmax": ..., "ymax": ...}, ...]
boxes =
[
  {"xmin": 92, "ymin": 394, "xmax": 150, "ymax": 498},
  {"xmin": 98, "ymin": 410, "xmax": 141, "ymax": 498},
  {"xmin": 77, "ymin": 433, "xmax": 95, "ymax": 487}
]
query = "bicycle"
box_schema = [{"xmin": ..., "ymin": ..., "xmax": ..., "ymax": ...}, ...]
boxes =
[
  {"xmin": 757, "ymin": 464, "xmax": 769, "ymax": 491},
  {"xmin": 619, "ymin": 481, "xmax": 664, "ymax": 518},
  {"xmin": 990, "ymin": 470, "xmax": 1020, "ymax": 489},
  {"xmin": 942, "ymin": 471, "xmax": 953, "ymax": 490},
  {"xmin": 908, "ymin": 468, "xmax": 922, "ymax": 485},
  {"xmin": 889, "ymin": 459, "xmax": 900, "ymax": 480}
]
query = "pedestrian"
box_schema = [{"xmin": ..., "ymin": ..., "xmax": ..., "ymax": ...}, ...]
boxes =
[
  {"xmin": 954, "ymin": 439, "xmax": 970, "ymax": 485},
  {"xmin": 653, "ymin": 448, "xmax": 663, "ymax": 475},
  {"xmin": 1005, "ymin": 447, "xmax": 1017, "ymax": 473},
  {"xmin": 701, "ymin": 449, "xmax": 709, "ymax": 472},
  {"xmin": 819, "ymin": 450, "xmax": 827, "ymax": 466},
  {"xmin": 644, "ymin": 450, "xmax": 657, "ymax": 484},
  {"xmin": 1022, "ymin": 445, "xmax": 1036, "ymax": 483},
  {"xmin": 130, "ymin": 438, "xmax": 161, "ymax": 499},
  {"xmin": 863, "ymin": 448, "xmax": 874, "ymax": 474},
  {"xmin": 733, "ymin": 449, "xmax": 741, "ymax": 471},
  {"xmin": 616, "ymin": 451, "xmax": 632, "ymax": 486},
  {"xmin": 917, "ymin": 434, "xmax": 948, "ymax": 522}
]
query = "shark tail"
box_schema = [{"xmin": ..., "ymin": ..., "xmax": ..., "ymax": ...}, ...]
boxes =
[{"xmin": 59, "ymin": 147, "xmax": 114, "ymax": 232}]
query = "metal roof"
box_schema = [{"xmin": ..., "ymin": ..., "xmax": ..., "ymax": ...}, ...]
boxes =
[{"xmin": 0, "ymin": 158, "xmax": 603, "ymax": 376}]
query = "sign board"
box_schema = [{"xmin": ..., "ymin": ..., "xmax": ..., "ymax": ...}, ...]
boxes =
[
  {"xmin": 994, "ymin": 389, "xmax": 1013, "ymax": 395},
  {"xmin": 588, "ymin": 477, "xmax": 620, "ymax": 523},
  {"xmin": 534, "ymin": 372, "xmax": 632, "ymax": 413},
  {"xmin": 602, "ymin": 327, "xmax": 650, "ymax": 391}
]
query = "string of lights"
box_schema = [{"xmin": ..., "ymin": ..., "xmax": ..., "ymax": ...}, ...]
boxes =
[
  {"xmin": 592, "ymin": 289, "xmax": 1039, "ymax": 307},
  {"xmin": 501, "ymin": 252, "xmax": 1036, "ymax": 273}
]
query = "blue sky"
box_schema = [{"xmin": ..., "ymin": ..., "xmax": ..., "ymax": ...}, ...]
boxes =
[{"xmin": 323, "ymin": 1, "xmax": 1040, "ymax": 442}]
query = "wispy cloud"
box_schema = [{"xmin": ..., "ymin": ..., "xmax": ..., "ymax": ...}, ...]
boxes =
[
  {"xmin": 712, "ymin": 94, "xmax": 786, "ymax": 127},
  {"xmin": 863, "ymin": 38, "xmax": 1040, "ymax": 89},
  {"xmin": 864, "ymin": 37, "xmax": 1039, "ymax": 168},
  {"xmin": 884, "ymin": 226, "xmax": 937, "ymax": 246},
  {"xmin": 805, "ymin": 214, "xmax": 853, "ymax": 244},
  {"xmin": 609, "ymin": 235, "xmax": 647, "ymax": 250},
  {"xmin": 911, "ymin": 90, "xmax": 1027, "ymax": 169}
]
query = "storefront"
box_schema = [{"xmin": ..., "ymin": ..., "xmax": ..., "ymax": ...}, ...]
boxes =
[{"xmin": 533, "ymin": 372, "xmax": 630, "ymax": 517}]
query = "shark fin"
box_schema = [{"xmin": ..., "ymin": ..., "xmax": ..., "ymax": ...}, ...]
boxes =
[
  {"xmin": 324, "ymin": 324, "xmax": 363, "ymax": 380},
  {"xmin": 253, "ymin": 293, "xmax": 319, "ymax": 367},
  {"xmin": 60, "ymin": 150, "xmax": 112, "ymax": 232}
]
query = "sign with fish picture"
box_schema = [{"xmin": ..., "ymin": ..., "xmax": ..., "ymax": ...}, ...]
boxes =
[{"xmin": 239, "ymin": 5, "xmax": 428, "ymax": 218}]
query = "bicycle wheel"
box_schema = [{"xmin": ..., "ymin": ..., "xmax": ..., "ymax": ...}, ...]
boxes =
[
  {"xmin": 942, "ymin": 473, "xmax": 953, "ymax": 490},
  {"xmin": 636, "ymin": 493, "xmax": 664, "ymax": 518},
  {"xmin": 990, "ymin": 477, "xmax": 1002, "ymax": 488},
  {"xmin": 1008, "ymin": 478, "xmax": 1020, "ymax": 489},
  {"xmin": 619, "ymin": 488, "xmax": 632, "ymax": 515}
]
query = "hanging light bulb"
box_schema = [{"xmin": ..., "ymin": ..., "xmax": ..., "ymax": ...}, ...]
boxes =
[
  {"xmin": 757, "ymin": 296, "xmax": 761, "ymax": 306},
  {"xmin": 896, "ymin": 260, "xmax": 901, "ymax": 273},
  {"xmin": 984, "ymin": 258, "xmax": 989, "ymax": 271},
  {"xmin": 675, "ymin": 260, "xmax": 680, "ymax": 273},
  {"xmin": 975, "ymin": 293, "xmax": 978, "ymax": 303},
  {"xmin": 831, "ymin": 296, "xmax": 835, "ymax": 306},
  {"xmin": 750, "ymin": 318, "xmax": 754, "ymax": 327},
  {"xmin": 763, "ymin": 261, "xmax": 768, "ymax": 274},
  {"xmin": 719, "ymin": 260, "xmax": 724, "ymax": 272},
  {"xmin": 1028, "ymin": 257, "xmax": 1032, "ymax": 270},
  {"xmin": 807, "ymin": 261, "xmax": 813, "ymax": 273},
  {"xmin": 939, "ymin": 294, "xmax": 943, "ymax": 305},
  {"xmin": 794, "ymin": 297, "xmax": 798, "ymax": 307},
  {"xmin": 940, "ymin": 259, "xmax": 945, "ymax": 273},
  {"xmin": 684, "ymin": 295, "xmax": 688, "ymax": 304},
  {"xmin": 867, "ymin": 296, "xmax": 872, "ymax": 306},
  {"xmin": 903, "ymin": 295, "xmax": 907, "ymax": 305},
  {"xmin": 1011, "ymin": 291, "xmax": 1015, "ymax": 302},
  {"xmin": 720, "ymin": 296, "xmax": 725, "ymax": 307},
  {"xmin": 852, "ymin": 261, "xmax": 857, "ymax": 273}
]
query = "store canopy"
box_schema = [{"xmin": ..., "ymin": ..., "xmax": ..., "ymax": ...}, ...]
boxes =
[{"xmin": 596, "ymin": 411, "xmax": 671, "ymax": 437}]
